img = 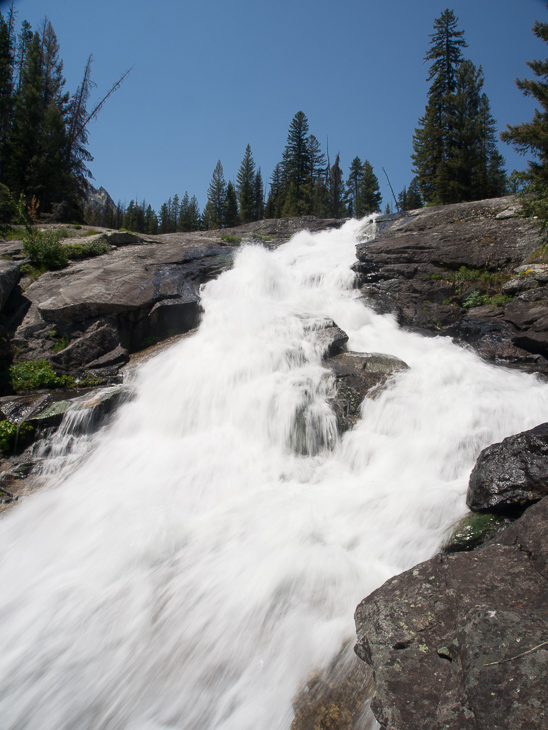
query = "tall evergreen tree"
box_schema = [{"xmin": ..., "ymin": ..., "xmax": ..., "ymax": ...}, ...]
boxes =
[
  {"xmin": 412, "ymin": 9, "xmax": 467, "ymax": 204},
  {"xmin": 501, "ymin": 6, "xmax": 548, "ymax": 188},
  {"xmin": 346, "ymin": 156, "xmax": 364, "ymax": 217},
  {"xmin": 205, "ymin": 160, "xmax": 226, "ymax": 229},
  {"xmin": 0, "ymin": 8, "xmax": 16, "ymax": 181},
  {"xmin": 224, "ymin": 180, "xmax": 239, "ymax": 227},
  {"xmin": 329, "ymin": 153, "xmax": 346, "ymax": 218},
  {"xmin": 501, "ymin": 4, "xmax": 548, "ymax": 233},
  {"xmin": 265, "ymin": 163, "xmax": 283, "ymax": 218},
  {"xmin": 398, "ymin": 177, "xmax": 423, "ymax": 210},
  {"xmin": 356, "ymin": 160, "xmax": 382, "ymax": 215},
  {"xmin": 254, "ymin": 168, "xmax": 264, "ymax": 221},
  {"xmin": 278, "ymin": 111, "xmax": 312, "ymax": 214},
  {"xmin": 237, "ymin": 144, "xmax": 256, "ymax": 223}
]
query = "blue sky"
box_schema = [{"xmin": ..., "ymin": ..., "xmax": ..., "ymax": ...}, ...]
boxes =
[{"xmin": 4, "ymin": 0, "xmax": 548, "ymax": 213}]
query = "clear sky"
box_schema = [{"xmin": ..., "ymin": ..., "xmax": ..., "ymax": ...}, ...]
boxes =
[{"xmin": 3, "ymin": 0, "xmax": 547, "ymax": 213}]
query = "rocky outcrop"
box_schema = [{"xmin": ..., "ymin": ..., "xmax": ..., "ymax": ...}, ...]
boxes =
[
  {"xmin": 326, "ymin": 352, "xmax": 409, "ymax": 432},
  {"xmin": 354, "ymin": 424, "xmax": 548, "ymax": 730},
  {"xmin": 354, "ymin": 497, "xmax": 548, "ymax": 730},
  {"xmin": 0, "ymin": 217, "xmax": 346, "ymax": 386},
  {"xmin": 467, "ymin": 422, "xmax": 548, "ymax": 515},
  {"xmin": 355, "ymin": 197, "xmax": 548, "ymax": 372}
]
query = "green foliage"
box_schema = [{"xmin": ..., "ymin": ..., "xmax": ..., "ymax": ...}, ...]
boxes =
[
  {"xmin": 49, "ymin": 329, "xmax": 69, "ymax": 352},
  {"xmin": 23, "ymin": 228, "xmax": 69, "ymax": 268},
  {"xmin": 413, "ymin": 9, "xmax": 506, "ymax": 205},
  {"xmin": 64, "ymin": 237, "xmax": 110, "ymax": 259},
  {"xmin": 221, "ymin": 234, "xmax": 241, "ymax": 244},
  {"xmin": 355, "ymin": 160, "xmax": 382, "ymax": 215},
  {"xmin": 501, "ymin": 10, "xmax": 548, "ymax": 194},
  {"xmin": 237, "ymin": 144, "xmax": 256, "ymax": 224},
  {"xmin": 0, "ymin": 420, "xmax": 34, "ymax": 454},
  {"xmin": 10, "ymin": 359, "xmax": 75, "ymax": 392},
  {"xmin": 463, "ymin": 290, "xmax": 512, "ymax": 308}
]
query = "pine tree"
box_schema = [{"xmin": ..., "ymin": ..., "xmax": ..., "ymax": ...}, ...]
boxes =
[
  {"xmin": 412, "ymin": 9, "xmax": 467, "ymax": 204},
  {"xmin": 254, "ymin": 168, "xmax": 264, "ymax": 221},
  {"xmin": 346, "ymin": 156, "xmax": 364, "ymax": 217},
  {"xmin": 224, "ymin": 180, "xmax": 239, "ymax": 227},
  {"xmin": 265, "ymin": 163, "xmax": 283, "ymax": 218},
  {"xmin": 413, "ymin": 9, "xmax": 506, "ymax": 204},
  {"xmin": 356, "ymin": 160, "xmax": 382, "ymax": 215},
  {"xmin": 206, "ymin": 160, "xmax": 226, "ymax": 229},
  {"xmin": 278, "ymin": 111, "xmax": 312, "ymax": 214},
  {"xmin": 186, "ymin": 195, "xmax": 201, "ymax": 231},
  {"xmin": 501, "ymin": 5, "xmax": 548, "ymax": 233},
  {"xmin": 501, "ymin": 7, "xmax": 548, "ymax": 188},
  {"xmin": 237, "ymin": 144, "xmax": 256, "ymax": 223},
  {"xmin": 0, "ymin": 8, "xmax": 16, "ymax": 182},
  {"xmin": 329, "ymin": 153, "xmax": 346, "ymax": 218},
  {"xmin": 398, "ymin": 177, "xmax": 423, "ymax": 210}
]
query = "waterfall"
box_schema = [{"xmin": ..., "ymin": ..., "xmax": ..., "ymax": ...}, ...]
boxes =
[{"xmin": 1, "ymin": 219, "xmax": 548, "ymax": 730}]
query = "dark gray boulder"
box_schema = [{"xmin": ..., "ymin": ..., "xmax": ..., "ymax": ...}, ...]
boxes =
[
  {"xmin": 326, "ymin": 352, "xmax": 409, "ymax": 432},
  {"xmin": 354, "ymin": 497, "xmax": 548, "ymax": 730},
  {"xmin": 467, "ymin": 422, "xmax": 548, "ymax": 514}
]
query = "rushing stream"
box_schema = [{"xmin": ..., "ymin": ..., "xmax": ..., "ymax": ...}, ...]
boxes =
[{"xmin": 2, "ymin": 219, "xmax": 548, "ymax": 729}]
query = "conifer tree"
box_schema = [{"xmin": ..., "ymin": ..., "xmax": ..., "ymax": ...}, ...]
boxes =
[
  {"xmin": 186, "ymin": 195, "xmax": 201, "ymax": 231},
  {"xmin": 265, "ymin": 163, "xmax": 283, "ymax": 218},
  {"xmin": 237, "ymin": 144, "xmax": 256, "ymax": 223},
  {"xmin": 254, "ymin": 168, "xmax": 264, "ymax": 221},
  {"xmin": 355, "ymin": 160, "xmax": 382, "ymax": 215},
  {"xmin": 0, "ymin": 8, "xmax": 16, "ymax": 181},
  {"xmin": 329, "ymin": 153, "xmax": 346, "ymax": 218},
  {"xmin": 413, "ymin": 9, "xmax": 506, "ymax": 204},
  {"xmin": 501, "ymin": 6, "xmax": 548, "ymax": 189},
  {"xmin": 398, "ymin": 177, "xmax": 423, "ymax": 210},
  {"xmin": 412, "ymin": 9, "xmax": 467, "ymax": 204},
  {"xmin": 224, "ymin": 180, "xmax": 239, "ymax": 227},
  {"xmin": 346, "ymin": 156, "xmax": 364, "ymax": 217},
  {"xmin": 205, "ymin": 160, "xmax": 226, "ymax": 229}
]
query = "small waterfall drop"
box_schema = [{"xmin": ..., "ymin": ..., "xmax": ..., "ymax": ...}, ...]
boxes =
[{"xmin": 1, "ymin": 219, "xmax": 548, "ymax": 729}]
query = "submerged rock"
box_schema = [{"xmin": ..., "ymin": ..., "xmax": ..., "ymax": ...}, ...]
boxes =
[
  {"xmin": 326, "ymin": 352, "xmax": 409, "ymax": 432},
  {"xmin": 291, "ymin": 643, "xmax": 374, "ymax": 730}
]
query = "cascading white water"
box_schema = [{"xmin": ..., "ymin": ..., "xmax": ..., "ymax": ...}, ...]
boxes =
[{"xmin": 1, "ymin": 219, "xmax": 548, "ymax": 730}]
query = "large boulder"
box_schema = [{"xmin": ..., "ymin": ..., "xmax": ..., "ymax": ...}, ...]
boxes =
[
  {"xmin": 11, "ymin": 237, "xmax": 238, "ymax": 374},
  {"xmin": 354, "ymin": 496, "xmax": 548, "ymax": 730},
  {"xmin": 467, "ymin": 422, "xmax": 548, "ymax": 514},
  {"xmin": 326, "ymin": 352, "xmax": 409, "ymax": 432}
]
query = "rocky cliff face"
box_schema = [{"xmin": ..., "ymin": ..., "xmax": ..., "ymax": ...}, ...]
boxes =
[{"xmin": 354, "ymin": 196, "xmax": 548, "ymax": 373}]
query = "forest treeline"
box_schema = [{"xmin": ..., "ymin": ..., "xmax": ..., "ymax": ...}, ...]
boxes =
[{"xmin": 0, "ymin": 6, "xmax": 546, "ymax": 234}]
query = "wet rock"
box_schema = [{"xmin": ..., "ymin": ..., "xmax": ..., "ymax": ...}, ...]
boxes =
[
  {"xmin": 442, "ymin": 512, "xmax": 513, "ymax": 553},
  {"xmin": 354, "ymin": 497, "xmax": 548, "ymax": 730},
  {"xmin": 314, "ymin": 320, "xmax": 349, "ymax": 358},
  {"xmin": 291, "ymin": 643, "xmax": 375, "ymax": 730},
  {"xmin": 467, "ymin": 422, "xmax": 548, "ymax": 515},
  {"xmin": 326, "ymin": 352, "xmax": 409, "ymax": 432}
]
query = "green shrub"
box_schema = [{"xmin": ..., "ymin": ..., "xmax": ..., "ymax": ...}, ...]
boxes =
[
  {"xmin": 221, "ymin": 234, "xmax": 241, "ymax": 244},
  {"xmin": 463, "ymin": 290, "xmax": 490, "ymax": 308},
  {"xmin": 65, "ymin": 238, "xmax": 109, "ymax": 259},
  {"xmin": 0, "ymin": 420, "xmax": 34, "ymax": 453},
  {"xmin": 10, "ymin": 359, "xmax": 75, "ymax": 392},
  {"xmin": 23, "ymin": 229, "xmax": 69, "ymax": 269}
]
